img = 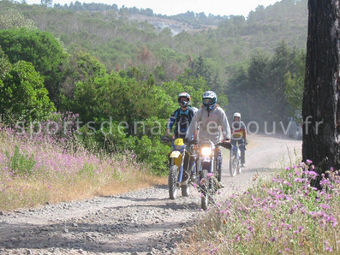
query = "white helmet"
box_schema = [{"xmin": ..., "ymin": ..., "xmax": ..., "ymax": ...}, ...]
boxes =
[
  {"xmin": 233, "ymin": 112, "xmax": 241, "ymax": 119},
  {"xmin": 178, "ymin": 92, "xmax": 191, "ymax": 107}
]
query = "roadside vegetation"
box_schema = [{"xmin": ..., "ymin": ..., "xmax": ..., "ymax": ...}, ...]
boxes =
[
  {"xmin": 179, "ymin": 162, "xmax": 340, "ymax": 254},
  {"xmin": 0, "ymin": 126, "xmax": 166, "ymax": 211}
]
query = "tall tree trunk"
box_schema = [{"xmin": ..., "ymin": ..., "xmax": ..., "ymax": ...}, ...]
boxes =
[{"xmin": 303, "ymin": 0, "xmax": 340, "ymax": 186}]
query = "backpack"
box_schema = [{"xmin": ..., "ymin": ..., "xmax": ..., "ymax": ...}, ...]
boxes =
[{"xmin": 176, "ymin": 108, "xmax": 194, "ymax": 135}]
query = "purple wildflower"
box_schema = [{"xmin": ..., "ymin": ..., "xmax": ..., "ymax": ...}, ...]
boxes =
[
  {"xmin": 320, "ymin": 204, "xmax": 330, "ymax": 210},
  {"xmin": 207, "ymin": 172, "xmax": 214, "ymax": 178},
  {"xmin": 306, "ymin": 159, "xmax": 313, "ymax": 165}
]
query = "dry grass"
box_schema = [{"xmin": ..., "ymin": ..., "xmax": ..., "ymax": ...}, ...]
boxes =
[
  {"xmin": 0, "ymin": 129, "xmax": 166, "ymax": 211},
  {"xmin": 0, "ymin": 164, "xmax": 167, "ymax": 211}
]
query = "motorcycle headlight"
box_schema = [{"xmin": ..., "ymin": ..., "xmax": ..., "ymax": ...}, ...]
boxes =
[{"xmin": 201, "ymin": 146, "xmax": 212, "ymax": 157}]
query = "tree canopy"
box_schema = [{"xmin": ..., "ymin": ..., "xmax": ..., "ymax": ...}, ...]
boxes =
[
  {"xmin": 0, "ymin": 28, "xmax": 67, "ymax": 106},
  {"xmin": 0, "ymin": 60, "xmax": 55, "ymax": 123}
]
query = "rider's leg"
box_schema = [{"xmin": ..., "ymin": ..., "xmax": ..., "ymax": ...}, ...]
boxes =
[
  {"xmin": 183, "ymin": 152, "xmax": 190, "ymax": 181},
  {"xmin": 188, "ymin": 152, "xmax": 196, "ymax": 178},
  {"xmin": 213, "ymin": 147, "xmax": 224, "ymax": 188},
  {"xmin": 240, "ymin": 139, "xmax": 246, "ymax": 165},
  {"xmin": 216, "ymin": 147, "xmax": 222, "ymax": 170}
]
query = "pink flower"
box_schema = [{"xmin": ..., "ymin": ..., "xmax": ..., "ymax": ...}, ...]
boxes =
[
  {"xmin": 305, "ymin": 170, "xmax": 318, "ymax": 179},
  {"xmin": 320, "ymin": 178, "xmax": 331, "ymax": 187},
  {"xmin": 294, "ymin": 177, "xmax": 305, "ymax": 183},
  {"xmin": 207, "ymin": 172, "xmax": 214, "ymax": 178},
  {"xmin": 320, "ymin": 204, "xmax": 330, "ymax": 210},
  {"xmin": 324, "ymin": 241, "xmax": 333, "ymax": 252},
  {"xmin": 306, "ymin": 159, "xmax": 313, "ymax": 165}
]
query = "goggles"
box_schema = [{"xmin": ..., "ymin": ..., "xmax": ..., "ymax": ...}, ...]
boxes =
[{"xmin": 203, "ymin": 98, "xmax": 213, "ymax": 105}]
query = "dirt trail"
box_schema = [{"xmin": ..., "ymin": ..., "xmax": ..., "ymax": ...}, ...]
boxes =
[{"xmin": 0, "ymin": 135, "xmax": 301, "ymax": 255}]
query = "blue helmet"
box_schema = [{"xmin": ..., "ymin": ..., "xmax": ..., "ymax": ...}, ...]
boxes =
[{"xmin": 202, "ymin": 91, "xmax": 217, "ymax": 111}]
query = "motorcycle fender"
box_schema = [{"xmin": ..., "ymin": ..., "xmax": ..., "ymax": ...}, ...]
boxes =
[
  {"xmin": 201, "ymin": 157, "xmax": 211, "ymax": 162},
  {"xmin": 170, "ymin": 151, "xmax": 181, "ymax": 158}
]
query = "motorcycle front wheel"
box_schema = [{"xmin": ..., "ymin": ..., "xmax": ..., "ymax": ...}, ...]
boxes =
[
  {"xmin": 216, "ymin": 157, "xmax": 222, "ymax": 182},
  {"xmin": 200, "ymin": 169, "xmax": 209, "ymax": 210},
  {"xmin": 168, "ymin": 165, "xmax": 179, "ymax": 200}
]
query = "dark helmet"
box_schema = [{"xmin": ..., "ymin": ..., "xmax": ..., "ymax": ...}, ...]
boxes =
[
  {"xmin": 178, "ymin": 92, "xmax": 191, "ymax": 107},
  {"xmin": 202, "ymin": 91, "xmax": 217, "ymax": 111}
]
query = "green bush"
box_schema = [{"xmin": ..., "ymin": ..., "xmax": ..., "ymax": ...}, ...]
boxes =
[
  {"xmin": 78, "ymin": 162, "xmax": 95, "ymax": 177},
  {"xmin": 6, "ymin": 145, "xmax": 36, "ymax": 176},
  {"xmin": 0, "ymin": 60, "xmax": 55, "ymax": 123},
  {"xmin": 0, "ymin": 46, "xmax": 11, "ymax": 79},
  {"xmin": 0, "ymin": 28, "xmax": 68, "ymax": 105},
  {"xmin": 133, "ymin": 135, "xmax": 170, "ymax": 175},
  {"xmin": 77, "ymin": 119, "xmax": 170, "ymax": 175}
]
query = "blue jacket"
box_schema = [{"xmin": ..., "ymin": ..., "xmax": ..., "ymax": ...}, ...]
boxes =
[{"xmin": 167, "ymin": 107, "xmax": 195, "ymax": 138}]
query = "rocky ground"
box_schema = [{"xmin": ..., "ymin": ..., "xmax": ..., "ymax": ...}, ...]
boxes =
[{"xmin": 0, "ymin": 135, "xmax": 301, "ymax": 255}]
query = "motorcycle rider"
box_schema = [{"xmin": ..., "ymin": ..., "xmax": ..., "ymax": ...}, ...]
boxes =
[
  {"xmin": 231, "ymin": 112, "xmax": 247, "ymax": 167},
  {"xmin": 186, "ymin": 91, "xmax": 231, "ymax": 145},
  {"xmin": 185, "ymin": 91, "xmax": 231, "ymax": 185},
  {"xmin": 163, "ymin": 92, "xmax": 196, "ymax": 184},
  {"xmin": 166, "ymin": 92, "xmax": 195, "ymax": 139}
]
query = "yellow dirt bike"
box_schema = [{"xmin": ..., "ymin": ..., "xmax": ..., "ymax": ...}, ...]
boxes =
[{"xmin": 162, "ymin": 137, "xmax": 196, "ymax": 199}]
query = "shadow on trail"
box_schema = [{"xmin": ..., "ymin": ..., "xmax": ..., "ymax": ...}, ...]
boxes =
[
  {"xmin": 243, "ymin": 167, "xmax": 278, "ymax": 174},
  {"xmin": 0, "ymin": 214, "xmax": 197, "ymax": 253},
  {"xmin": 99, "ymin": 185, "xmax": 168, "ymax": 202},
  {"xmin": 153, "ymin": 184, "xmax": 168, "ymax": 190},
  {"xmin": 221, "ymin": 167, "xmax": 278, "ymax": 177},
  {"xmin": 103, "ymin": 201, "xmax": 199, "ymax": 211}
]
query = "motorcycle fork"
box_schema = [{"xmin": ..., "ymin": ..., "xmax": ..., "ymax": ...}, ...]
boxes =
[
  {"xmin": 214, "ymin": 147, "xmax": 222, "ymax": 169},
  {"xmin": 178, "ymin": 150, "xmax": 185, "ymax": 183},
  {"xmin": 210, "ymin": 151, "xmax": 215, "ymax": 174},
  {"xmin": 190, "ymin": 156, "xmax": 197, "ymax": 176}
]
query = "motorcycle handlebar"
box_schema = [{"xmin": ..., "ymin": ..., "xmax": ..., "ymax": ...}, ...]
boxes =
[
  {"xmin": 186, "ymin": 140, "xmax": 232, "ymax": 149},
  {"xmin": 216, "ymin": 141, "xmax": 232, "ymax": 149},
  {"xmin": 160, "ymin": 135, "xmax": 172, "ymax": 144}
]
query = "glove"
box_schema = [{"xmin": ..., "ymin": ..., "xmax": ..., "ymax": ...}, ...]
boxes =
[
  {"xmin": 190, "ymin": 139, "xmax": 198, "ymax": 145},
  {"xmin": 219, "ymin": 139, "xmax": 231, "ymax": 149},
  {"xmin": 161, "ymin": 135, "xmax": 171, "ymax": 143}
]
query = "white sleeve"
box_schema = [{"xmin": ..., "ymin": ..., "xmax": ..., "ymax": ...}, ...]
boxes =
[
  {"xmin": 185, "ymin": 110, "xmax": 199, "ymax": 141},
  {"xmin": 219, "ymin": 109, "xmax": 231, "ymax": 140}
]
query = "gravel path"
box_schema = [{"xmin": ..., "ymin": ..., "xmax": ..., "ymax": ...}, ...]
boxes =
[{"xmin": 0, "ymin": 135, "xmax": 301, "ymax": 255}]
